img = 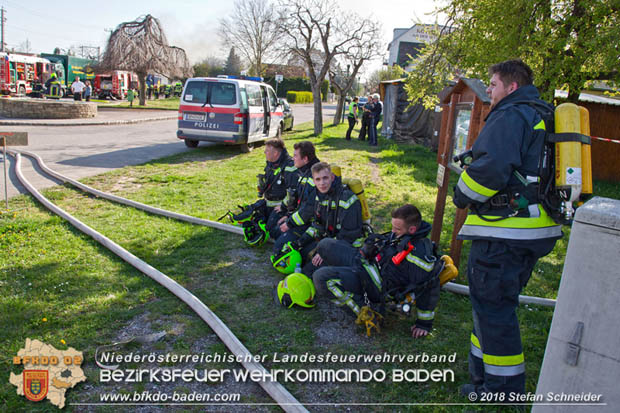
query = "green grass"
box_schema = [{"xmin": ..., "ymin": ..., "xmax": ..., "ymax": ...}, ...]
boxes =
[
  {"xmin": 1, "ymin": 120, "xmax": 619, "ymax": 412},
  {"xmin": 97, "ymin": 96, "xmax": 180, "ymax": 110}
]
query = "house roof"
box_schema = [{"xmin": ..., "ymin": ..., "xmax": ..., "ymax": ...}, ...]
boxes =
[
  {"xmin": 441, "ymin": 78, "xmax": 490, "ymax": 104},
  {"xmin": 555, "ymin": 90, "xmax": 620, "ymax": 106}
]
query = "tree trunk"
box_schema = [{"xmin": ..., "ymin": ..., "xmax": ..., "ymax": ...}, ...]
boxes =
[
  {"xmin": 311, "ymin": 84, "xmax": 323, "ymax": 135},
  {"xmin": 138, "ymin": 72, "xmax": 147, "ymax": 106},
  {"xmin": 333, "ymin": 94, "xmax": 345, "ymax": 126}
]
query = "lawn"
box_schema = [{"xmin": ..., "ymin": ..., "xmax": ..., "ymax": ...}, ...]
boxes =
[
  {"xmin": 1, "ymin": 120, "xmax": 618, "ymax": 412},
  {"xmin": 96, "ymin": 96, "xmax": 180, "ymax": 110}
]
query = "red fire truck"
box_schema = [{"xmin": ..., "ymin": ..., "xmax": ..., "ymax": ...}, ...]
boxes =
[
  {"xmin": 94, "ymin": 70, "xmax": 137, "ymax": 100},
  {"xmin": 0, "ymin": 52, "xmax": 59, "ymax": 96}
]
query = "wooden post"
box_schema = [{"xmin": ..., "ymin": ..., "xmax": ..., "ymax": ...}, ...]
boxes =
[
  {"xmin": 431, "ymin": 93, "xmax": 460, "ymax": 244},
  {"xmin": 2, "ymin": 135, "xmax": 7, "ymax": 210}
]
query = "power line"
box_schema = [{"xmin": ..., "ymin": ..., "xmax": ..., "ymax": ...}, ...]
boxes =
[{"xmin": 2, "ymin": 0, "xmax": 98, "ymax": 30}]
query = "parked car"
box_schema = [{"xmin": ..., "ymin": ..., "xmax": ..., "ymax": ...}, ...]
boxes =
[
  {"xmin": 279, "ymin": 98, "xmax": 294, "ymax": 131},
  {"xmin": 177, "ymin": 75, "xmax": 285, "ymax": 152}
]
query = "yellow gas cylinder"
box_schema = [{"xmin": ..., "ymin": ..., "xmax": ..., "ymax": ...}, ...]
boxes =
[
  {"xmin": 579, "ymin": 106, "xmax": 593, "ymax": 198},
  {"xmin": 554, "ymin": 103, "xmax": 582, "ymax": 209},
  {"xmin": 342, "ymin": 177, "xmax": 371, "ymax": 223},
  {"xmin": 331, "ymin": 165, "xmax": 342, "ymax": 177}
]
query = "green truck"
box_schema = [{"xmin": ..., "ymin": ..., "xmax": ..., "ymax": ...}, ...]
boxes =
[{"xmin": 40, "ymin": 53, "xmax": 97, "ymax": 96}]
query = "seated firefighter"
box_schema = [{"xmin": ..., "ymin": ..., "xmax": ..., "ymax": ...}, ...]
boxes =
[
  {"xmin": 270, "ymin": 141, "xmax": 320, "ymax": 255},
  {"xmin": 281, "ymin": 162, "xmax": 364, "ymax": 276},
  {"xmin": 222, "ymin": 138, "xmax": 297, "ymax": 246},
  {"xmin": 312, "ymin": 204, "xmax": 444, "ymax": 338}
]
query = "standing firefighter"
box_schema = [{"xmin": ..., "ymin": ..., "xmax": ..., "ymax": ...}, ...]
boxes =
[{"xmin": 453, "ymin": 59, "xmax": 562, "ymax": 400}]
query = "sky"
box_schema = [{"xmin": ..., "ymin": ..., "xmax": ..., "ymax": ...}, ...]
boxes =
[{"xmin": 1, "ymin": 0, "xmax": 445, "ymax": 79}]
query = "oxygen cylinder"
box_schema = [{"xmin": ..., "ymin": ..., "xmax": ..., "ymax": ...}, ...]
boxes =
[
  {"xmin": 330, "ymin": 164, "xmax": 371, "ymax": 223},
  {"xmin": 579, "ymin": 106, "xmax": 593, "ymax": 198},
  {"xmin": 343, "ymin": 177, "xmax": 371, "ymax": 223},
  {"xmin": 554, "ymin": 103, "xmax": 582, "ymax": 220}
]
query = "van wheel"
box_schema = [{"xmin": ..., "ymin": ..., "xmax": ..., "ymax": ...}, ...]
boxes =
[
  {"xmin": 240, "ymin": 143, "xmax": 254, "ymax": 153},
  {"xmin": 276, "ymin": 124, "xmax": 282, "ymax": 138},
  {"xmin": 184, "ymin": 139, "xmax": 199, "ymax": 148}
]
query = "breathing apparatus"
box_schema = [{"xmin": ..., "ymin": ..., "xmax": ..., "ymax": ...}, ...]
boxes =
[{"xmin": 218, "ymin": 202, "xmax": 269, "ymax": 247}]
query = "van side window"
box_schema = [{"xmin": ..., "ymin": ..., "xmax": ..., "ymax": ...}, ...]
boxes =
[
  {"xmin": 268, "ymin": 88, "xmax": 278, "ymax": 111},
  {"xmin": 246, "ymin": 84, "xmax": 262, "ymax": 107},
  {"xmin": 239, "ymin": 88, "xmax": 248, "ymax": 111},
  {"xmin": 211, "ymin": 83, "xmax": 236, "ymax": 105},
  {"xmin": 183, "ymin": 81, "xmax": 208, "ymax": 103}
]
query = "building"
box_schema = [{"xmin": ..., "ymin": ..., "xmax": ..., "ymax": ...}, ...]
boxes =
[{"xmin": 386, "ymin": 24, "xmax": 440, "ymax": 71}]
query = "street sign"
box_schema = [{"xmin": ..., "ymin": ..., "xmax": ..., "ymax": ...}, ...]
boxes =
[{"xmin": 275, "ymin": 74, "xmax": 283, "ymax": 83}]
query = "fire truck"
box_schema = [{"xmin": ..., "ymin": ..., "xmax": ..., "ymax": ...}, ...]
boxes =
[
  {"xmin": 0, "ymin": 52, "xmax": 60, "ymax": 96},
  {"xmin": 94, "ymin": 70, "xmax": 137, "ymax": 100}
]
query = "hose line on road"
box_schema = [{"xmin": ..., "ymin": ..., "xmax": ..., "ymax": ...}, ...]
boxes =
[{"xmin": 9, "ymin": 151, "xmax": 309, "ymax": 413}]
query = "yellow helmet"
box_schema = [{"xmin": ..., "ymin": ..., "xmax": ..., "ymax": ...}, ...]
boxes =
[{"xmin": 275, "ymin": 272, "xmax": 316, "ymax": 308}]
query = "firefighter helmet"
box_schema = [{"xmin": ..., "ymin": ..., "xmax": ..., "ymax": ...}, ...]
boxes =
[
  {"xmin": 242, "ymin": 219, "xmax": 269, "ymax": 247},
  {"xmin": 275, "ymin": 272, "xmax": 316, "ymax": 308},
  {"xmin": 270, "ymin": 242, "xmax": 302, "ymax": 274}
]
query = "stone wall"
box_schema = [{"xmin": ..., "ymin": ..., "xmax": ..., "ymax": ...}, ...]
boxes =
[{"xmin": 0, "ymin": 98, "xmax": 97, "ymax": 119}]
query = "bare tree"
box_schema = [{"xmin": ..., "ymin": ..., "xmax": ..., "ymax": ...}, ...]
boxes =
[
  {"xmin": 328, "ymin": 17, "xmax": 382, "ymax": 125},
  {"xmin": 99, "ymin": 15, "xmax": 193, "ymax": 105},
  {"xmin": 276, "ymin": 0, "xmax": 374, "ymax": 135},
  {"xmin": 219, "ymin": 0, "xmax": 279, "ymax": 77}
]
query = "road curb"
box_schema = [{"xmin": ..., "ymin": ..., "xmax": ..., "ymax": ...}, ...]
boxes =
[{"xmin": 0, "ymin": 115, "xmax": 178, "ymax": 126}]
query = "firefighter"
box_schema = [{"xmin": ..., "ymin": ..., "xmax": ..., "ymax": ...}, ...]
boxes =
[
  {"xmin": 453, "ymin": 59, "xmax": 562, "ymax": 400},
  {"xmin": 174, "ymin": 81, "xmax": 183, "ymax": 97},
  {"xmin": 358, "ymin": 95, "xmax": 373, "ymax": 141},
  {"xmin": 288, "ymin": 162, "xmax": 364, "ymax": 276},
  {"xmin": 312, "ymin": 204, "xmax": 441, "ymax": 338},
  {"xmin": 271, "ymin": 141, "xmax": 320, "ymax": 255},
  {"xmin": 44, "ymin": 73, "xmax": 62, "ymax": 99}
]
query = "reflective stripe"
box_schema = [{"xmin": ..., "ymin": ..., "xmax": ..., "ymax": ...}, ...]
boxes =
[
  {"xmin": 417, "ymin": 309, "xmax": 435, "ymax": 320},
  {"xmin": 338, "ymin": 194, "xmax": 358, "ymax": 209},
  {"xmin": 352, "ymin": 237, "xmax": 363, "ymax": 248},
  {"xmin": 291, "ymin": 211, "xmax": 305, "ymax": 226},
  {"xmin": 301, "ymin": 176, "xmax": 315, "ymax": 187},
  {"xmin": 459, "ymin": 224, "xmax": 562, "ymax": 240},
  {"xmin": 470, "ymin": 333, "xmax": 483, "ymax": 359},
  {"xmin": 266, "ymin": 199, "xmax": 281, "ymax": 207},
  {"xmin": 284, "ymin": 166, "xmax": 297, "ymax": 172},
  {"xmin": 459, "ymin": 170, "xmax": 498, "ymax": 201},
  {"xmin": 483, "ymin": 352, "xmax": 524, "ymax": 367},
  {"xmin": 460, "ymin": 205, "xmax": 562, "ymax": 239},
  {"xmin": 327, "ymin": 279, "xmax": 360, "ymax": 314},
  {"xmin": 528, "ymin": 203, "xmax": 540, "ymax": 217},
  {"xmin": 273, "ymin": 167, "xmax": 281, "ymax": 175},
  {"xmin": 484, "ymin": 362, "xmax": 525, "ymax": 376},
  {"xmin": 406, "ymin": 254, "xmax": 434, "ymax": 272},
  {"xmin": 362, "ymin": 261, "xmax": 382, "ymax": 291}
]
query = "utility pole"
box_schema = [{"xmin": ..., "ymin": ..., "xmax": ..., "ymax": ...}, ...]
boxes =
[{"xmin": 1, "ymin": 7, "xmax": 6, "ymax": 53}]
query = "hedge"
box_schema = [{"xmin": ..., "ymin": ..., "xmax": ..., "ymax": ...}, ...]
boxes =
[{"xmin": 286, "ymin": 91, "xmax": 314, "ymax": 104}]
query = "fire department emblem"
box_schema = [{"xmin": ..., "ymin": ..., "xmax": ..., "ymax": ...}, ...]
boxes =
[{"xmin": 23, "ymin": 370, "xmax": 48, "ymax": 402}]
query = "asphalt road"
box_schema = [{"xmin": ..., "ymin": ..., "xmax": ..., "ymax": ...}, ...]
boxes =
[{"xmin": 0, "ymin": 104, "xmax": 337, "ymax": 201}]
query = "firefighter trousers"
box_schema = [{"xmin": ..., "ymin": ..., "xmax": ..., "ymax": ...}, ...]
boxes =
[{"xmin": 467, "ymin": 238, "xmax": 556, "ymax": 396}]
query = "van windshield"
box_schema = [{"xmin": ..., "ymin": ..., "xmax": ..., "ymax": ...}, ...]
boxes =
[{"xmin": 183, "ymin": 81, "xmax": 237, "ymax": 105}]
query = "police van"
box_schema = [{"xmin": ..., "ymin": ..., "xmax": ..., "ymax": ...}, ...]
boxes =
[{"xmin": 177, "ymin": 75, "xmax": 285, "ymax": 152}]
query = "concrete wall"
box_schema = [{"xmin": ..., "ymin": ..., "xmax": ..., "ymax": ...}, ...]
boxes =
[
  {"xmin": 0, "ymin": 98, "xmax": 97, "ymax": 119},
  {"xmin": 533, "ymin": 197, "xmax": 620, "ymax": 413}
]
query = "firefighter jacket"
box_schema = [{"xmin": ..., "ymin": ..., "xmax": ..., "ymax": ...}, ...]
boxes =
[
  {"xmin": 453, "ymin": 85, "xmax": 562, "ymax": 242},
  {"xmin": 362, "ymin": 221, "xmax": 441, "ymax": 331},
  {"xmin": 284, "ymin": 158, "xmax": 320, "ymax": 229},
  {"xmin": 261, "ymin": 149, "xmax": 297, "ymax": 207},
  {"xmin": 297, "ymin": 177, "xmax": 364, "ymax": 248}
]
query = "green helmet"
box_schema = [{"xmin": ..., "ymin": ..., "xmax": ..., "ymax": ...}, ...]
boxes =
[
  {"xmin": 275, "ymin": 272, "xmax": 316, "ymax": 308},
  {"xmin": 50, "ymin": 73, "xmax": 57, "ymax": 78},
  {"xmin": 270, "ymin": 242, "xmax": 302, "ymax": 274},
  {"xmin": 242, "ymin": 219, "xmax": 269, "ymax": 247}
]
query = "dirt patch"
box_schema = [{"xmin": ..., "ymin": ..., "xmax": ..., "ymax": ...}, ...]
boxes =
[{"xmin": 368, "ymin": 157, "xmax": 382, "ymax": 184}]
